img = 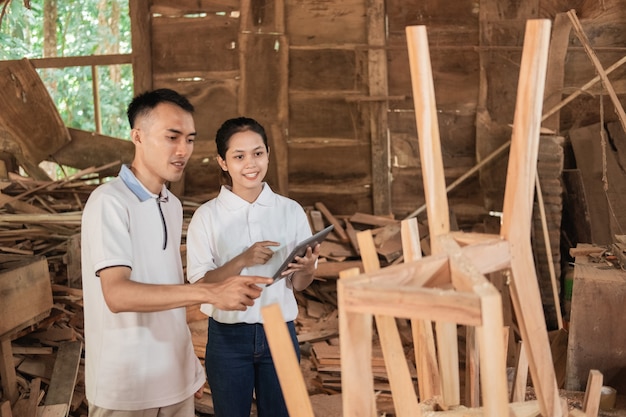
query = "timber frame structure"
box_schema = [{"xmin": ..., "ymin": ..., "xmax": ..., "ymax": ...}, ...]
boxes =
[{"xmin": 261, "ymin": 20, "xmax": 604, "ymax": 417}]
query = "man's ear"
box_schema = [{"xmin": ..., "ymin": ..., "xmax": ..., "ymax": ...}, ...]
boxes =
[{"xmin": 131, "ymin": 128, "xmax": 141, "ymax": 144}]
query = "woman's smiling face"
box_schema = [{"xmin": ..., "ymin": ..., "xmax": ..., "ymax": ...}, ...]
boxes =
[{"xmin": 217, "ymin": 129, "xmax": 270, "ymax": 202}]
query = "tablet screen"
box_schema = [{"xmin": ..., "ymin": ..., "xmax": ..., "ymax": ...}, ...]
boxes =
[{"xmin": 268, "ymin": 225, "xmax": 334, "ymax": 284}]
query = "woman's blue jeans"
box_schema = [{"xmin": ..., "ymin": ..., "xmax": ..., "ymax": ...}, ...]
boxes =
[{"xmin": 205, "ymin": 317, "xmax": 300, "ymax": 417}]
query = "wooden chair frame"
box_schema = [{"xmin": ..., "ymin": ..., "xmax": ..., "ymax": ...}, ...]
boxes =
[{"xmin": 261, "ymin": 19, "xmax": 601, "ymax": 417}]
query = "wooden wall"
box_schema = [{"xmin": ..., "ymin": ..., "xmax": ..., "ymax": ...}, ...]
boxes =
[{"xmin": 130, "ymin": 0, "xmax": 626, "ymax": 224}]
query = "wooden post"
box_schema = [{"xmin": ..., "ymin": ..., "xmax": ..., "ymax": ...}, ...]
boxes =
[
  {"xmin": 129, "ymin": 0, "xmax": 152, "ymax": 94},
  {"xmin": 338, "ymin": 267, "xmax": 377, "ymax": 417},
  {"xmin": 367, "ymin": 0, "xmax": 391, "ymax": 215},
  {"xmin": 261, "ymin": 304, "xmax": 315, "ymax": 417},
  {"xmin": 357, "ymin": 230, "xmax": 421, "ymax": 417},
  {"xmin": 406, "ymin": 25, "xmax": 459, "ymax": 408},
  {"xmin": 500, "ymin": 19, "xmax": 564, "ymax": 417}
]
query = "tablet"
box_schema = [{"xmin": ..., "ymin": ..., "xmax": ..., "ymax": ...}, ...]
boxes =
[{"xmin": 269, "ymin": 225, "xmax": 334, "ymax": 283}]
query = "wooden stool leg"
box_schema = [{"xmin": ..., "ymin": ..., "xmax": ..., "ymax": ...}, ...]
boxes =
[{"xmin": 261, "ymin": 304, "xmax": 315, "ymax": 417}]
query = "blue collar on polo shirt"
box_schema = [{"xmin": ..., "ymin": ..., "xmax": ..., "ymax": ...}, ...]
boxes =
[
  {"xmin": 119, "ymin": 164, "xmax": 168, "ymax": 202},
  {"xmin": 119, "ymin": 164, "xmax": 169, "ymax": 249}
]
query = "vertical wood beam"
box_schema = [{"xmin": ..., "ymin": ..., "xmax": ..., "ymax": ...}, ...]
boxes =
[
  {"xmin": 238, "ymin": 0, "xmax": 289, "ymax": 196},
  {"xmin": 500, "ymin": 19, "xmax": 564, "ymax": 417},
  {"xmin": 367, "ymin": 0, "xmax": 391, "ymax": 215},
  {"xmin": 357, "ymin": 230, "xmax": 420, "ymax": 417},
  {"xmin": 402, "ymin": 218, "xmax": 442, "ymax": 403},
  {"xmin": 338, "ymin": 267, "xmax": 377, "ymax": 417},
  {"xmin": 129, "ymin": 0, "xmax": 152, "ymax": 94},
  {"xmin": 406, "ymin": 25, "xmax": 459, "ymax": 408}
]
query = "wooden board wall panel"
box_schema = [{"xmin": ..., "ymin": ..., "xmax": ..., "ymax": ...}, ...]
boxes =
[
  {"xmin": 151, "ymin": 0, "xmax": 239, "ymax": 14},
  {"xmin": 238, "ymin": 0, "xmax": 288, "ymax": 194},
  {"xmin": 479, "ymin": 0, "xmax": 539, "ymax": 21},
  {"xmin": 151, "ymin": 77, "xmax": 238, "ymax": 197},
  {"xmin": 151, "ymin": 14, "xmax": 239, "ymax": 75},
  {"xmin": 289, "ymin": 99, "xmax": 364, "ymax": 139},
  {"xmin": 130, "ymin": 0, "xmax": 152, "ymax": 93},
  {"xmin": 289, "ymin": 49, "xmax": 361, "ymax": 91},
  {"xmin": 286, "ymin": 0, "xmax": 366, "ymax": 46},
  {"xmin": 238, "ymin": 34, "xmax": 287, "ymax": 120},
  {"xmin": 0, "ymin": 257, "xmax": 52, "ymax": 337},
  {"xmin": 287, "ymin": 141, "xmax": 371, "ymax": 181},
  {"xmin": 386, "ymin": 0, "xmax": 478, "ymax": 31}
]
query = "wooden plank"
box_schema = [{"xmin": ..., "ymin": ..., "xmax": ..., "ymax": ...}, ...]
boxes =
[
  {"xmin": 569, "ymin": 124, "xmax": 612, "ymax": 245},
  {"xmin": 129, "ymin": 0, "xmax": 152, "ymax": 93},
  {"xmin": 581, "ymin": 370, "xmax": 603, "ymax": 417},
  {"xmin": 406, "ymin": 25, "xmax": 460, "ymax": 410},
  {"xmin": 499, "ymin": 19, "xmax": 563, "ymax": 417},
  {"xmin": 566, "ymin": 248, "xmax": 626, "ymax": 394},
  {"xmin": 367, "ymin": 0, "xmax": 391, "ymax": 216},
  {"xmin": 403, "ymin": 216, "xmax": 442, "ymax": 403},
  {"xmin": 0, "ymin": 59, "xmax": 70, "ymax": 165},
  {"xmin": 511, "ymin": 341, "xmax": 529, "ymax": 402},
  {"xmin": 44, "ymin": 341, "xmax": 83, "ymax": 412},
  {"xmin": 541, "ymin": 12, "xmax": 571, "ymax": 132},
  {"xmin": 51, "ymin": 128, "xmax": 131, "ymax": 176},
  {"xmin": 0, "ymin": 257, "xmax": 52, "ymax": 337},
  {"xmin": 567, "ymin": 10, "xmax": 626, "ymax": 137},
  {"xmin": 405, "ymin": 25, "xmax": 450, "ymax": 251},
  {"xmin": 261, "ymin": 304, "xmax": 315, "ymax": 417},
  {"xmin": 0, "ymin": 401, "xmax": 12, "ymax": 417},
  {"xmin": 237, "ymin": 0, "xmax": 289, "ymax": 195},
  {"xmin": 337, "ymin": 267, "xmax": 377, "ymax": 417},
  {"xmin": 356, "ymin": 230, "xmax": 420, "ymax": 417},
  {"xmin": 0, "ymin": 338, "xmax": 18, "ymax": 404},
  {"xmin": 314, "ymin": 202, "xmax": 349, "ymax": 242}
]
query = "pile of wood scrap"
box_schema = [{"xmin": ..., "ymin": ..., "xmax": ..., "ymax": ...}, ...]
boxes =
[{"xmin": 0, "ymin": 165, "xmax": 430, "ymax": 416}]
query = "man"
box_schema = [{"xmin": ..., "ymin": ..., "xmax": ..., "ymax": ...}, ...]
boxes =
[{"xmin": 81, "ymin": 88, "xmax": 272, "ymax": 416}]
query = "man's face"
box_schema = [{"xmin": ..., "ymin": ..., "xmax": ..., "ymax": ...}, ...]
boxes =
[{"xmin": 131, "ymin": 102, "xmax": 196, "ymax": 193}]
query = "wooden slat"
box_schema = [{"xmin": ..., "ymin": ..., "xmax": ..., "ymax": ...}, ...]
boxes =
[
  {"xmin": 337, "ymin": 267, "xmax": 377, "ymax": 417},
  {"xmin": 356, "ymin": 230, "xmax": 421, "ymax": 417},
  {"xmin": 406, "ymin": 25, "xmax": 460, "ymax": 409},
  {"xmin": 0, "ymin": 257, "xmax": 52, "ymax": 337},
  {"xmin": 511, "ymin": 341, "xmax": 529, "ymax": 403},
  {"xmin": 0, "ymin": 339, "xmax": 17, "ymax": 404},
  {"xmin": 581, "ymin": 370, "xmax": 603, "ymax": 417},
  {"xmin": 499, "ymin": 19, "xmax": 563, "ymax": 417},
  {"xmin": 367, "ymin": 0, "xmax": 391, "ymax": 216},
  {"xmin": 261, "ymin": 304, "xmax": 315, "ymax": 417},
  {"xmin": 44, "ymin": 341, "xmax": 83, "ymax": 410},
  {"xmin": 405, "ymin": 25, "xmax": 450, "ymax": 251}
]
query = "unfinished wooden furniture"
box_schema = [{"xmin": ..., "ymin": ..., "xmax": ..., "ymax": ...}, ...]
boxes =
[
  {"xmin": 332, "ymin": 19, "xmax": 559, "ymax": 417},
  {"xmin": 261, "ymin": 18, "xmax": 603, "ymax": 417}
]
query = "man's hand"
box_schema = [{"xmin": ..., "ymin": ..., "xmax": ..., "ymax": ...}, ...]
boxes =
[{"xmin": 200, "ymin": 275, "xmax": 272, "ymax": 311}]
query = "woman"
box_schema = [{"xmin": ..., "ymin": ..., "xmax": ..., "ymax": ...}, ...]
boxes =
[{"xmin": 186, "ymin": 117, "xmax": 319, "ymax": 417}]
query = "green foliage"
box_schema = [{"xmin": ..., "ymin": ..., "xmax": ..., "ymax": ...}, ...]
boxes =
[{"xmin": 0, "ymin": 0, "xmax": 133, "ymax": 140}]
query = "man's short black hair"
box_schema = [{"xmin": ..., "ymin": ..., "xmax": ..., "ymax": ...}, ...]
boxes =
[{"xmin": 127, "ymin": 88, "xmax": 195, "ymax": 128}]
